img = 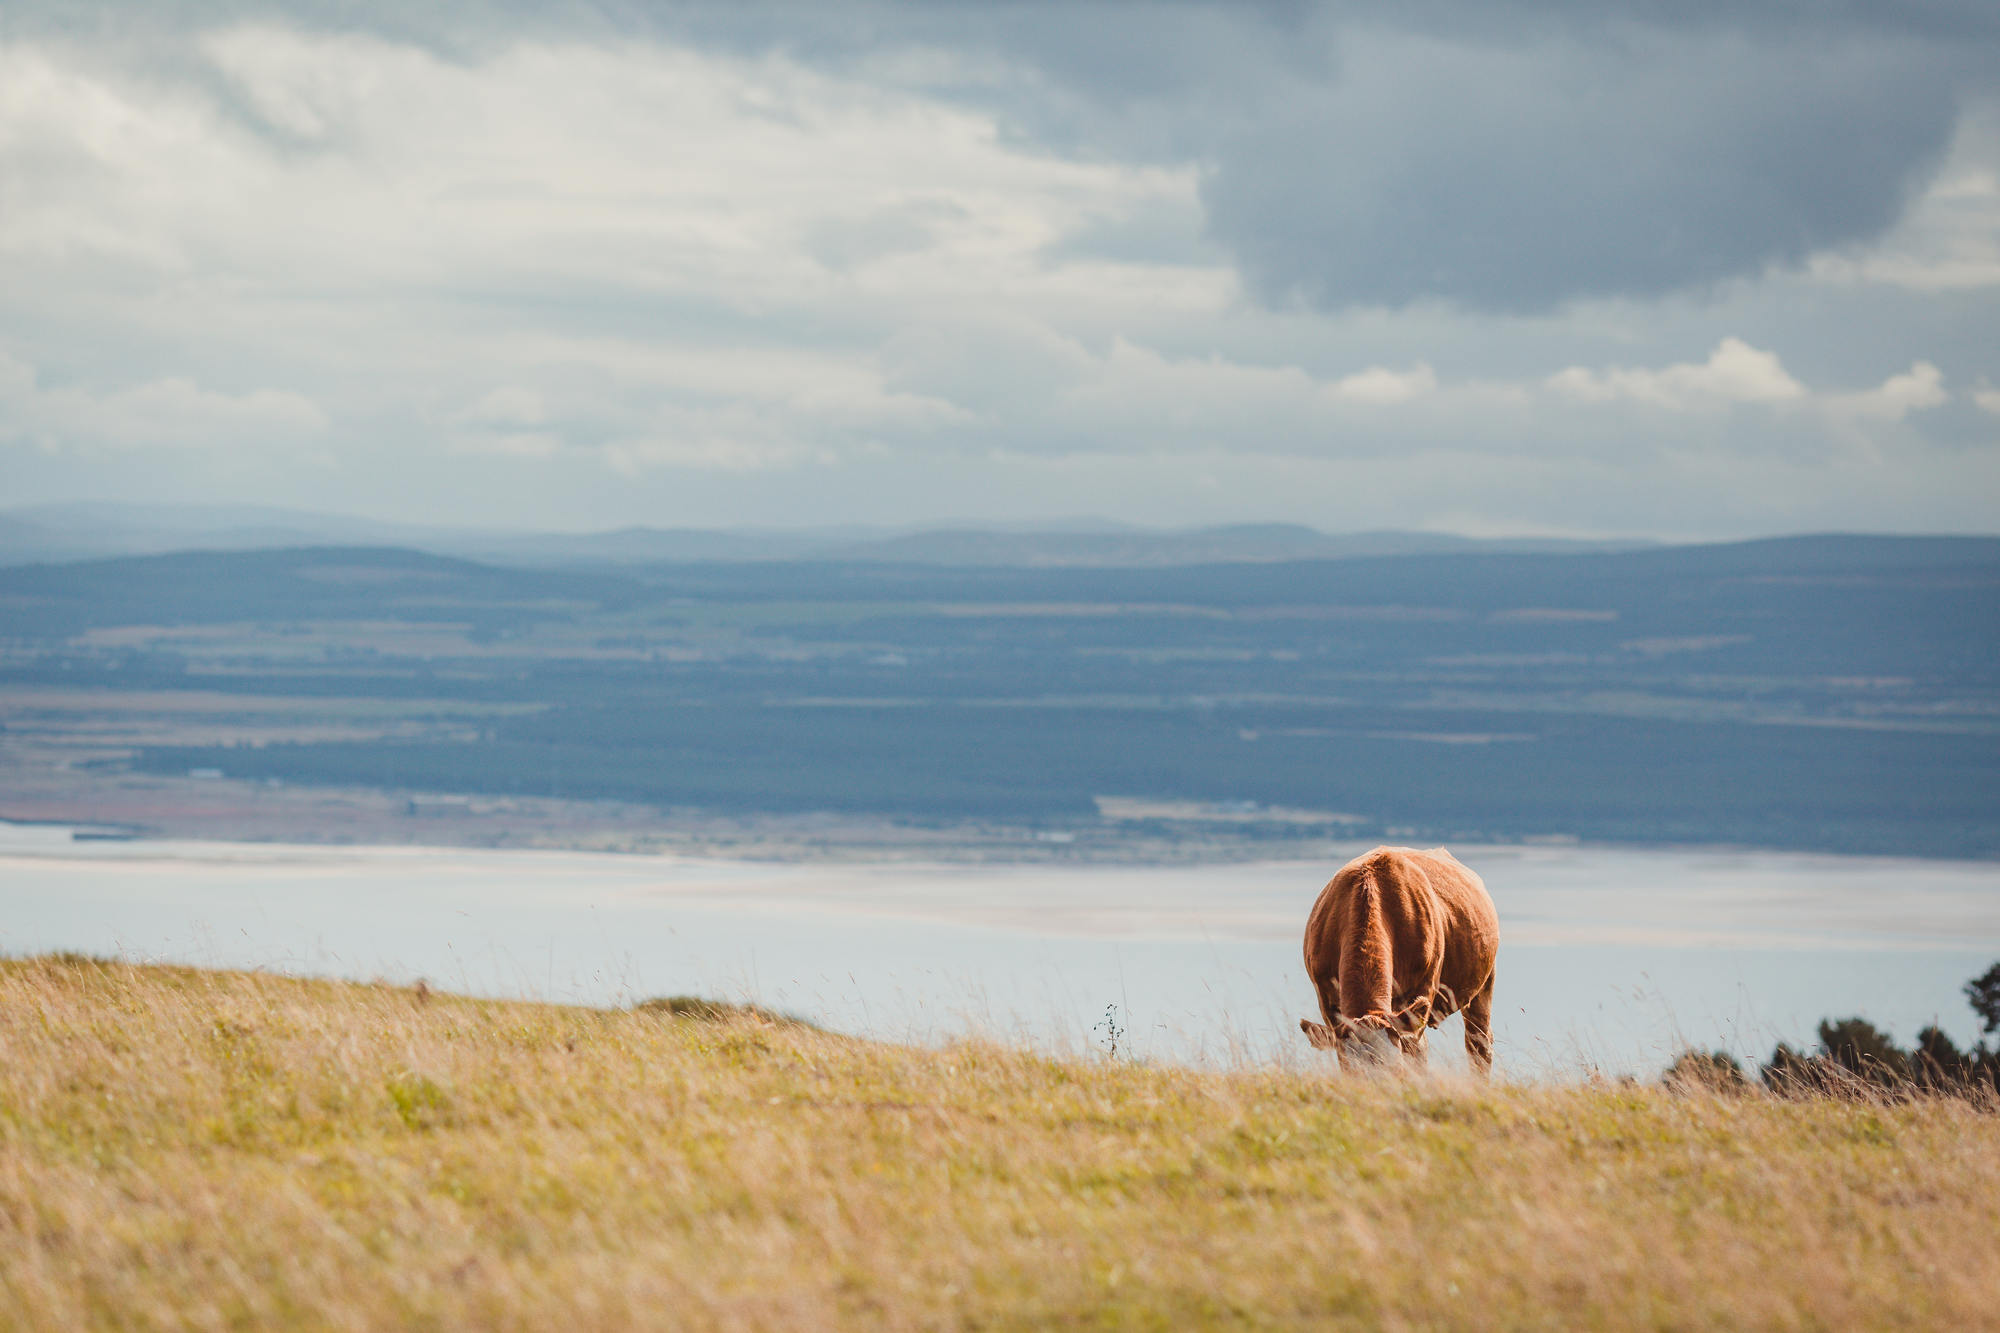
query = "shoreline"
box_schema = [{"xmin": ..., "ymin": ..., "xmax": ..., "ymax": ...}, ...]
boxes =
[{"xmin": 6, "ymin": 778, "xmax": 1998, "ymax": 870}]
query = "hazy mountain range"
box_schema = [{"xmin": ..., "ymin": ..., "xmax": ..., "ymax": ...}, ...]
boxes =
[{"xmin": 0, "ymin": 503, "xmax": 1648, "ymax": 570}]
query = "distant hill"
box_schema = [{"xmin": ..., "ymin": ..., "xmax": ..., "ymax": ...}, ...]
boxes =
[
  {"xmin": 450, "ymin": 526, "xmax": 886, "ymax": 566},
  {"xmin": 0, "ymin": 503, "xmax": 1646, "ymax": 570},
  {"xmin": 817, "ymin": 524, "xmax": 1646, "ymax": 567},
  {"xmin": 0, "ymin": 504, "xmax": 878, "ymax": 568},
  {"xmin": 0, "ymin": 503, "xmax": 443, "ymax": 564}
]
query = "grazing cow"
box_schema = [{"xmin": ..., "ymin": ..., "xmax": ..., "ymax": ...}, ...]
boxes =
[{"xmin": 1299, "ymin": 846, "xmax": 1498, "ymax": 1075}]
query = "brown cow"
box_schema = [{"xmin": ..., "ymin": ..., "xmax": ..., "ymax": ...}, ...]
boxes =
[{"xmin": 1299, "ymin": 846, "xmax": 1498, "ymax": 1075}]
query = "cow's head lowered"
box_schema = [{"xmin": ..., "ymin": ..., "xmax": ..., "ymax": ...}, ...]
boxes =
[{"xmin": 1300, "ymin": 1001, "xmax": 1432, "ymax": 1074}]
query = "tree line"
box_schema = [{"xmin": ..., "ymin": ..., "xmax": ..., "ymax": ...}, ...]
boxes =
[{"xmin": 1666, "ymin": 962, "xmax": 2000, "ymax": 1098}]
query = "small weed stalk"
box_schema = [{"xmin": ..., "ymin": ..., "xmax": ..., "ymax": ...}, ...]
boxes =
[{"xmin": 1094, "ymin": 1004, "xmax": 1124, "ymax": 1061}]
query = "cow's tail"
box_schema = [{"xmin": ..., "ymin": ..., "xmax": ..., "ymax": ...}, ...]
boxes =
[{"xmin": 1338, "ymin": 858, "xmax": 1395, "ymax": 1019}]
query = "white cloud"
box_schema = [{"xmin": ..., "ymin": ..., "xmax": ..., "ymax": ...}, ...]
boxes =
[
  {"xmin": 446, "ymin": 387, "xmax": 561, "ymax": 458},
  {"xmin": 1541, "ymin": 341, "xmax": 1956, "ymax": 447},
  {"xmin": 447, "ymin": 431, "xmax": 563, "ymax": 460},
  {"xmin": 1074, "ymin": 339, "xmax": 1316, "ymax": 426},
  {"xmin": 0, "ymin": 349, "xmax": 326, "ymax": 451},
  {"xmin": 601, "ymin": 436, "xmax": 832, "ymax": 475},
  {"xmin": 1546, "ymin": 338, "xmax": 1806, "ymax": 410},
  {"xmin": 456, "ymin": 387, "xmax": 548, "ymax": 429},
  {"xmin": 1326, "ymin": 362, "xmax": 1437, "ymax": 406},
  {"xmin": 0, "ymin": 28, "xmax": 1203, "ymax": 352},
  {"xmin": 1823, "ymin": 362, "xmax": 1949, "ymax": 422},
  {"xmin": 882, "ymin": 319, "xmax": 1963, "ymax": 467},
  {"xmin": 1974, "ymin": 385, "xmax": 2000, "ymax": 415},
  {"xmin": 980, "ymin": 338, "xmax": 1447, "ymax": 448}
]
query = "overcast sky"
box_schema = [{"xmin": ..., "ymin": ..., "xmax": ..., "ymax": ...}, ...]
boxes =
[{"xmin": 3, "ymin": 1, "xmax": 1997, "ymax": 538}]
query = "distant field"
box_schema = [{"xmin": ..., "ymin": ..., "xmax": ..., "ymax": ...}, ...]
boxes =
[
  {"xmin": 2, "ymin": 957, "xmax": 1997, "ymax": 1330},
  {"xmin": 3, "ymin": 536, "xmax": 1997, "ymax": 856}
]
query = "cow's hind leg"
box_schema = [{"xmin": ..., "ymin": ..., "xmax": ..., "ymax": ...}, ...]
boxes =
[
  {"xmin": 1463, "ymin": 974, "xmax": 1495, "ymax": 1076},
  {"xmin": 1300, "ymin": 974, "xmax": 1343, "ymax": 1050}
]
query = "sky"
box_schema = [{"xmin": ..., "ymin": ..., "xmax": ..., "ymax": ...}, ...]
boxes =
[{"xmin": 2, "ymin": 1, "xmax": 1998, "ymax": 539}]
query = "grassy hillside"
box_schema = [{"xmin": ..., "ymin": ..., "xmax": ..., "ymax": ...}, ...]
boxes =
[{"xmin": 3, "ymin": 958, "xmax": 1997, "ymax": 1330}]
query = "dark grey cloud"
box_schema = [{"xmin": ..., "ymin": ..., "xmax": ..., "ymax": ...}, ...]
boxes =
[{"xmin": 1201, "ymin": 30, "xmax": 1968, "ymax": 313}]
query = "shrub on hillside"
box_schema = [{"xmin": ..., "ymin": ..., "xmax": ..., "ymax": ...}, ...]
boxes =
[
  {"xmin": 1759, "ymin": 1042, "xmax": 1837, "ymax": 1096},
  {"xmin": 1817, "ymin": 1017, "xmax": 1910, "ymax": 1086},
  {"xmin": 1969, "ymin": 962, "xmax": 2000, "ymax": 1037},
  {"xmin": 1747, "ymin": 962, "xmax": 2000, "ymax": 1101},
  {"xmin": 1664, "ymin": 1049, "xmax": 1749, "ymax": 1094},
  {"xmin": 633, "ymin": 995, "xmax": 817, "ymax": 1028},
  {"xmin": 1913, "ymin": 1025, "xmax": 1974, "ymax": 1090}
]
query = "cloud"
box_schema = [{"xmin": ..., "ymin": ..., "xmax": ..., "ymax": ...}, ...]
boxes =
[
  {"xmin": 11, "ymin": 3, "xmax": 1990, "ymax": 317},
  {"xmin": 882, "ymin": 325, "xmax": 1451, "ymax": 453},
  {"xmin": 638, "ymin": 4, "xmax": 1999, "ymax": 311},
  {"xmin": 0, "ymin": 26, "xmax": 1183, "ymax": 315},
  {"xmin": 447, "ymin": 431, "xmax": 562, "ymax": 460},
  {"xmin": 601, "ymin": 436, "xmax": 832, "ymax": 476},
  {"xmin": 1327, "ymin": 362, "xmax": 1438, "ymax": 406},
  {"xmin": 881, "ymin": 317, "xmax": 1095, "ymax": 417},
  {"xmin": 1806, "ymin": 103, "xmax": 2000, "ymax": 291},
  {"xmin": 0, "ymin": 6, "xmax": 1991, "ymax": 536},
  {"xmin": 0, "ymin": 350, "xmax": 327, "ymax": 451},
  {"xmin": 807, "ymin": 206, "xmax": 956, "ymax": 272},
  {"xmin": 456, "ymin": 387, "xmax": 547, "ymax": 429},
  {"xmin": 1200, "ymin": 27, "xmax": 1969, "ymax": 313},
  {"xmin": 1823, "ymin": 362, "xmax": 1949, "ymax": 422},
  {"xmin": 1546, "ymin": 339, "xmax": 1806, "ymax": 410},
  {"xmin": 1543, "ymin": 340, "xmax": 1959, "ymax": 438}
]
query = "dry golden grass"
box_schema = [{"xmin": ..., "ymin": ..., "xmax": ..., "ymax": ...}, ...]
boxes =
[{"xmin": 3, "ymin": 956, "xmax": 1998, "ymax": 1330}]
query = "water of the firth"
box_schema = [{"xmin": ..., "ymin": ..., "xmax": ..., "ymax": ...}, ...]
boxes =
[{"xmin": 4, "ymin": 822, "xmax": 1996, "ymax": 1075}]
